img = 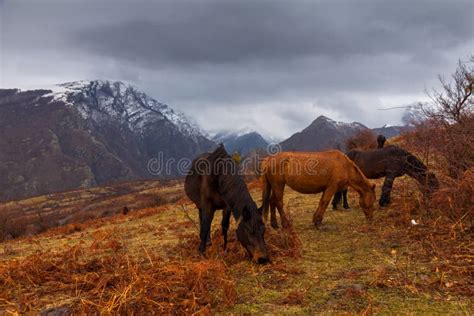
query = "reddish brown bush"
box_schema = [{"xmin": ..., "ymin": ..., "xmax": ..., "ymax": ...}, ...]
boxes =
[
  {"xmin": 406, "ymin": 56, "xmax": 474, "ymax": 179},
  {"xmin": 346, "ymin": 129, "xmax": 378, "ymax": 151},
  {"xmin": 430, "ymin": 167, "xmax": 474, "ymax": 222}
]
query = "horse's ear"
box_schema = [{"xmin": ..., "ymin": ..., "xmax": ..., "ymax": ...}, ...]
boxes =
[{"xmin": 242, "ymin": 206, "xmax": 251, "ymax": 221}]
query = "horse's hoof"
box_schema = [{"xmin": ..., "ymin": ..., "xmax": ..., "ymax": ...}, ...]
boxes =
[
  {"xmin": 199, "ymin": 244, "xmax": 206, "ymax": 255},
  {"xmin": 271, "ymin": 222, "xmax": 279, "ymax": 229}
]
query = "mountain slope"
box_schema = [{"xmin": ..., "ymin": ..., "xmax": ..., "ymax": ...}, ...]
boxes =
[
  {"xmin": 213, "ymin": 129, "xmax": 268, "ymax": 156},
  {"xmin": 280, "ymin": 116, "xmax": 367, "ymax": 151},
  {"xmin": 0, "ymin": 81, "xmax": 215, "ymax": 200}
]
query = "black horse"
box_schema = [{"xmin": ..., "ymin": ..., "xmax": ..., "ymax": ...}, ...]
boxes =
[
  {"xmin": 333, "ymin": 135, "xmax": 387, "ymax": 210},
  {"xmin": 333, "ymin": 143, "xmax": 439, "ymax": 208},
  {"xmin": 184, "ymin": 145, "xmax": 269, "ymax": 264}
]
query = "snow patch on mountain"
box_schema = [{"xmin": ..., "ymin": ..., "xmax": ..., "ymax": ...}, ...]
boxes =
[
  {"xmin": 317, "ymin": 115, "xmax": 367, "ymax": 130},
  {"xmin": 48, "ymin": 80, "xmax": 206, "ymax": 141},
  {"xmin": 212, "ymin": 127, "xmax": 257, "ymax": 143}
]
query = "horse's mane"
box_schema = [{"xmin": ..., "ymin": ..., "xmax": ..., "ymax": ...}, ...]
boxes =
[
  {"xmin": 208, "ymin": 145, "xmax": 257, "ymax": 219},
  {"xmin": 344, "ymin": 154, "xmax": 373, "ymax": 191},
  {"xmin": 346, "ymin": 150, "xmax": 360, "ymax": 161},
  {"xmin": 399, "ymin": 147, "xmax": 428, "ymax": 174}
]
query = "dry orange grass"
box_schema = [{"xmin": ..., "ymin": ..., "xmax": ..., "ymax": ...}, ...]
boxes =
[
  {"xmin": 0, "ymin": 202, "xmax": 302, "ymax": 314},
  {"xmin": 0, "ymin": 242, "xmax": 235, "ymax": 314},
  {"xmin": 371, "ymin": 173, "xmax": 474, "ymax": 297}
]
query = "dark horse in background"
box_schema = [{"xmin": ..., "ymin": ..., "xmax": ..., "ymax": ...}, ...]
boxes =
[
  {"xmin": 185, "ymin": 144, "xmax": 269, "ymax": 264},
  {"xmin": 333, "ymin": 135, "xmax": 387, "ymax": 209},
  {"xmin": 333, "ymin": 135, "xmax": 439, "ymax": 208}
]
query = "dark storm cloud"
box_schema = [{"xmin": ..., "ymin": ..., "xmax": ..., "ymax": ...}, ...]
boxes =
[
  {"xmin": 1, "ymin": 0, "xmax": 473, "ymax": 139},
  {"xmin": 74, "ymin": 0, "xmax": 471, "ymax": 66}
]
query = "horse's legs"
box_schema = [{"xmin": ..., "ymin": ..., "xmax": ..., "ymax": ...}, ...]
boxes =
[
  {"xmin": 198, "ymin": 208, "xmax": 211, "ymax": 243},
  {"xmin": 199, "ymin": 206, "xmax": 215, "ymax": 254},
  {"xmin": 221, "ymin": 207, "xmax": 231, "ymax": 250},
  {"xmin": 270, "ymin": 192, "xmax": 279, "ymax": 229},
  {"xmin": 272, "ymin": 184, "xmax": 290, "ymax": 228},
  {"xmin": 342, "ymin": 189, "xmax": 350, "ymax": 209},
  {"xmin": 332, "ymin": 191, "xmax": 342, "ymax": 210},
  {"xmin": 380, "ymin": 175, "xmax": 396, "ymax": 207},
  {"xmin": 313, "ymin": 186, "xmax": 338, "ymax": 227}
]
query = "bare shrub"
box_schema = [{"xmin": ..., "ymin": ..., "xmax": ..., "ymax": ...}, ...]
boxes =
[
  {"xmin": 346, "ymin": 129, "xmax": 377, "ymax": 151},
  {"xmin": 400, "ymin": 57, "xmax": 473, "ymax": 228},
  {"xmin": 406, "ymin": 56, "xmax": 474, "ymax": 179},
  {"xmin": 6, "ymin": 217, "xmax": 29, "ymax": 239},
  {"xmin": 430, "ymin": 167, "xmax": 474, "ymax": 222},
  {"xmin": 0, "ymin": 211, "xmax": 10, "ymax": 240},
  {"xmin": 383, "ymin": 57, "xmax": 474, "ymax": 295}
]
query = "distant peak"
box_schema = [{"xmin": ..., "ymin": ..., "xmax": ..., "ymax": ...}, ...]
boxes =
[
  {"xmin": 314, "ymin": 115, "xmax": 332, "ymax": 121},
  {"xmin": 311, "ymin": 115, "xmax": 337, "ymax": 126},
  {"xmin": 309, "ymin": 115, "xmax": 367, "ymax": 130}
]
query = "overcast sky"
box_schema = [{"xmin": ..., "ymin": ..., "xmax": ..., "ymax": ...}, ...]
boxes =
[{"xmin": 1, "ymin": 0, "xmax": 472, "ymax": 140}]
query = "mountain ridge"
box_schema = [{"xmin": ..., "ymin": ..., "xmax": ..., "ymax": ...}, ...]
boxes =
[
  {"xmin": 280, "ymin": 115, "xmax": 403, "ymax": 152},
  {"xmin": 0, "ymin": 80, "xmax": 215, "ymax": 200}
]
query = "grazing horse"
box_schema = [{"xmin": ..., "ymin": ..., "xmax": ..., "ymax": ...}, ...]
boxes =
[
  {"xmin": 261, "ymin": 151, "xmax": 376, "ymax": 228},
  {"xmin": 332, "ymin": 145, "xmax": 439, "ymax": 208},
  {"xmin": 185, "ymin": 145, "xmax": 269, "ymax": 264},
  {"xmin": 332, "ymin": 134, "xmax": 387, "ymax": 210}
]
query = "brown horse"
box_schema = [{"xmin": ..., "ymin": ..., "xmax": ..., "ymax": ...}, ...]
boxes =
[
  {"xmin": 185, "ymin": 145, "xmax": 269, "ymax": 264},
  {"xmin": 261, "ymin": 151, "xmax": 376, "ymax": 228}
]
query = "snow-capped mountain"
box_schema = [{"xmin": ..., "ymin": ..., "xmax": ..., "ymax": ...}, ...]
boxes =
[
  {"xmin": 50, "ymin": 80, "xmax": 206, "ymax": 141},
  {"xmin": 0, "ymin": 81, "xmax": 215, "ymax": 200}
]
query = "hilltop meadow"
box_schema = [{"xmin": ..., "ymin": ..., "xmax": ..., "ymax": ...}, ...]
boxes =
[{"xmin": 0, "ymin": 173, "xmax": 472, "ymax": 314}]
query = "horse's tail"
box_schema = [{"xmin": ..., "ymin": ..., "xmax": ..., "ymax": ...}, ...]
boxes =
[{"xmin": 261, "ymin": 170, "xmax": 272, "ymax": 222}]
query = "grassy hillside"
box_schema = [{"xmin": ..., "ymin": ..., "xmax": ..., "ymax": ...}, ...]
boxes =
[
  {"xmin": 0, "ymin": 180, "xmax": 472, "ymax": 314},
  {"xmin": 0, "ymin": 179, "xmax": 183, "ymax": 240}
]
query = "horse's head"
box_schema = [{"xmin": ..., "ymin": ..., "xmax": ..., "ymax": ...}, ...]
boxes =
[
  {"xmin": 426, "ymin": 172, "xmax": 439, "ymax": 195},
  {"xmin": 237, "ymin": 205, "xmax": 269, "ymax": 264},
  {"xmin": 359, "ymin": 183, "xmax": 376, "ymax": 221}
]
